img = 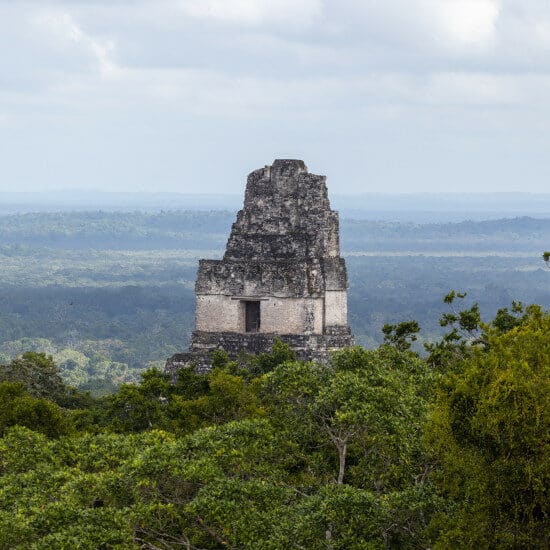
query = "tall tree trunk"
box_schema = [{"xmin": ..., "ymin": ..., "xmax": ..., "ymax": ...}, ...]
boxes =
[
  {"xmin": 326, "ymin": 439, "xmax": 348, "ymax": 545},
  {"xmin": 337, "ymin": 440, "xmax": 347, "ymax": 485}
]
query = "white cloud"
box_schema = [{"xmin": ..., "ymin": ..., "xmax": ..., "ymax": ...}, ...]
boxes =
[
  {"xmin": 178, "ymin": 0, "xmax": 322, "ymax": 26},
  {"xmin": 33, "ymin": 11, "xmax": 117, "ymax": 76},
  {"xmin": 333, "ymin": 0, "xmax": 501, "ymax": 57},
  {"xmin": 421, "ymin": 72, "xmax": 515, "ymax": 105},
  {"xmin": 1, "ymin": 0, "xmax": 550, "ymax": 193},
  {"xmin": 3, "ymin": 1, "xmax": 548, "ymax": 114},
  {"xmin": 433, "ymin": 0, "xmax": 500, "ymax": 50},
  {"xmin": 38, "ymin": 62, "xmax": 550, "ymax": 122}
]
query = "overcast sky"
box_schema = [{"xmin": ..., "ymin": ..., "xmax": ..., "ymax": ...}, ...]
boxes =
[{"xmin": 1, "ymin": 0, "xmax": 550, "ymax": 194}]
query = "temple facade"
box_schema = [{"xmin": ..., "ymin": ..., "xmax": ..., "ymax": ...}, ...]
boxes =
[{"xmin": 166, "ymin": 159, "xmax": 354, "ymax": 373}]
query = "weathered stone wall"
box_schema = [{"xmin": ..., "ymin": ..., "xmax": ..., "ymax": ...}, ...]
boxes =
[
  {"xmin": 261, "ymin": 297, "xmax": 324, "ymax": 334},
  {"xmin": 196, "ymin": 259, "xmax": 328, "ymax": 297},
  {"xmin": 195, "ymin": 295, "xmax": 244, "ymax": 333},
  {"xmin": 165, "ymin": 326, "xmax": 354, "ymax": 378},
  {"xmin": 195, "ymin": 295, "xmax": 325, "ymax": 334},
  {"xmin": 166, "ymin": 159, "xmax": 355, "ymax": 373},
  {"xmin": 324, "ymin": 290, "xmax": 348, "ymax": 327}
]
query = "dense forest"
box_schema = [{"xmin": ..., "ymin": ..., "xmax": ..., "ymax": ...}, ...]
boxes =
[
  {"xmin": 0, "ymin": 210, "xmax": 548, "ymax": 547},
  {"xmin": 2, "ymin": 210, "xmax": 550, "ymax": 251},
  {"xmin": 1, "ymin": 211, "xmax": 549, "ymax": 392},
  {"xmin": 0, "ymin": 299, "xmax": 547, "ymax": 548}
]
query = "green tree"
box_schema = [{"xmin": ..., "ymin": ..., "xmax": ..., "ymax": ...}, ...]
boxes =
[
  {"xmin": 107, "ymin": 381, "xmax": 169, "ymax": 433},
  {"xmin": 0, "ymin": 352, "xmax": 67, "ymax": 403},
  {"xmin": 492, "ymin": 300, "xmax": 525, "ymax": 333},
  {"xmin": 426, "ymin": 308, "xmax": 550, "ymax": 548},
  {"xmin": 171, "ymin": 369, "xmax": 265, "ymax": 433},
  {"xmin": 0, "ymin": 382, "xmax": 72, "ymax": 437},
  {"xmin": 263, "ymin": 348, "xmax": 429, "ymax": 490},
  {"xmin": 247, "ymin": 338, "xmax": 296, "ymax": 377},
  {"xmin": 173, "ymin": 365, "xmax": 210, "ymax": 399},
  {"xmin": 311, "ymin": 368, "xmax": 415, "ymax": 487},
  {"xmin": 425, "ymin": 291, "xmax": 483, "ymax": 372},
  {"xmin": 382, "ymin": 320, "xmax": 420, "ymax": 351}
]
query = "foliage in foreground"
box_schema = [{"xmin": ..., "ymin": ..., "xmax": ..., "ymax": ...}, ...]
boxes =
[
  {"xmin": 427, "ymin": 307, "xmax": 549, "ymax": 547},
  {"xmin": 0, "ymin": 301, "xmax": 548, "ymax": 548}
]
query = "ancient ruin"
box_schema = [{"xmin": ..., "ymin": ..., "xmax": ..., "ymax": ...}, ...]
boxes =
[{"xmin": 166, "ymin": 159, "xmax": 354, "ymax": 373}]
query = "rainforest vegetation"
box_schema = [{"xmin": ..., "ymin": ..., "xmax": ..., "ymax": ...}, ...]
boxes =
[
  {"xmin": 1, "ymin": 211, "xmax": 549, "ymax": 393},
  {"xmin": 0, "ymin": 296, "xmax": 548, "ymax": 548},
  {"xmin": 0, "ymin": 211, "xmax": 548, "ymax": 547}
]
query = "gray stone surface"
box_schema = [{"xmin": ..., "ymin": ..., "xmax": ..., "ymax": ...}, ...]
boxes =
[{"xmin": 166, "ymin": 159, "xmax": 354, "ymax": 375}]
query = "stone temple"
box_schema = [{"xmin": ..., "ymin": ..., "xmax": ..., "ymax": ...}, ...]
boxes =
[{"xmin": 166, "ymin": 159, "xmax": 354, "ymax": 373}]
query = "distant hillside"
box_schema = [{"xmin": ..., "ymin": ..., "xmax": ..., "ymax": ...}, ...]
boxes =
[
  {"xmin": 1, "ymin": 211, "xmax": 549, "ymax": 253},
  {"xmin": 1, "ymin": 210, "xmax": 549, "ymax": 391},
  {"xmin": 2, "ymin": 191, "xmax": 550, "ymax": 222}
]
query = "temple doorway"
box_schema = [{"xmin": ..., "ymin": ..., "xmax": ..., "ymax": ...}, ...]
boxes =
[{"xmin": 244, "ymin": 300, "xmax": 260, "ymax": 333}]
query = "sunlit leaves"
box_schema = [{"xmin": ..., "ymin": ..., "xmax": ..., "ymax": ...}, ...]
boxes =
[{"xmin": 426, "ymin": 309, "xmax": 550, "ymax": 548}]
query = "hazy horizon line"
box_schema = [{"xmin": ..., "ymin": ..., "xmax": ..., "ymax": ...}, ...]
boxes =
[{"xmin": 3, "ymin": 190, "xmax": 550, "ymax": 197}]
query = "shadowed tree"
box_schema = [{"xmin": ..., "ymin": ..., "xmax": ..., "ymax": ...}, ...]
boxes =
[
  {"xmin": 426, "ymin": 307, "xmax": 550, "ymax": 548},
  {"xmin": 0, "ymin": 352, "xmax": 66, "ymax": 403},
  {"xmin": 382, "ymin": 320, "xmax": 420, "ymax": 352}
]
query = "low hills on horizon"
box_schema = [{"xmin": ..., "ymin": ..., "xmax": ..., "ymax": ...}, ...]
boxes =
[
  {"xmin": 0, "ymin": 210, "xmax": 549, "ymax": 255},
  {"xmin": 2, "ymin": 190, "xmax": 550, "ymax": 222}
]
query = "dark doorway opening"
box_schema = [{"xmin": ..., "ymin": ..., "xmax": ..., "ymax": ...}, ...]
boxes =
[{"xmin": 244, "ymin": 301, "xmax": 261, "ymax": 333}]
